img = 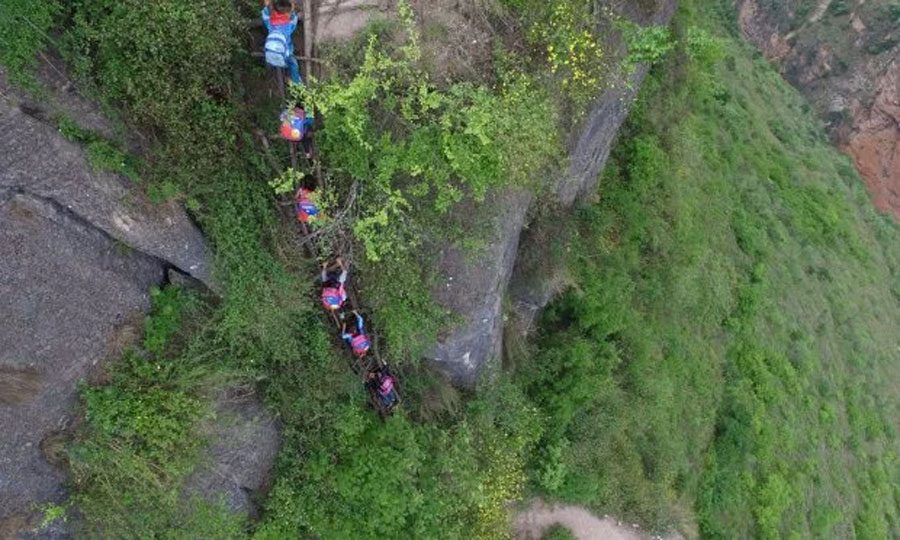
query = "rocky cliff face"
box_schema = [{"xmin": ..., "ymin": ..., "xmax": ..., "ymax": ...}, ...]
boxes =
[
  {"xmin": 0, "ymin": 77, "xmax": 215, "ymax": 286},
  {"xmin": 184, "ymin": 388, "xmax": 280, "ymax": 518},
  {"xmin": 735, "ymin": 0, "xmax": 899, "ymax": 217},
  {"xmin": 0, "ymin": 70, "xmax": 214, "ymax": 528},
  {"xmin": 428, "ymin": 0, "xmax": 679, "ymax": 386},
  {"xmin": 0, "ymin": 188, "xmax": 164, "ymax": 532}
]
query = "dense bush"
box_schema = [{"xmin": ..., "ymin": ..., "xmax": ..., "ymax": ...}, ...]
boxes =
[
  {"xmin": 296, "ymin": 30, "xmax": 560, "ymax": 262},
  {"xmin": 504, "ymin": 0, "xmax": 611, "ymax": 104},
  {"xmin": 522, "ymin": 4, "xmax": 900, "ymax": 536},
  {"xmin": 68, "ymin": 286, "xmax": 244, "ymax": 537},
  {"xmin": 63, "ymin": 0, "xmax": 241, "ymax": 197},
  {"xmin": 256, "ymin": 377, "xmax": 541, "ymax": 538},
  {"xmin": 0, "ymin": 0, "xmax": 61, "ymax": 87}
]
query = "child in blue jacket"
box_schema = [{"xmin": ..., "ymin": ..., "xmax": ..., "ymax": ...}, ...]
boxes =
[{"xmin": 262, "ymin": 0, "xmax": 302, "ymax": 84}]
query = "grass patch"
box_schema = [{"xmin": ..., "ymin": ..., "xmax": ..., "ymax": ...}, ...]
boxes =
[
  {"xmin": 522, "ymin": 2, "xmax": 900, "ymax": 537},
  {"xmin": 67, "ymin": 285, "xmax": 244, "ymax": 537},
  {"xmin": 0, "ymin": 0, "xmax": 61, "ymax": 89},
  {"xmin": 56, "ymin": 116, "xmax": 142, "ymax": 180}
]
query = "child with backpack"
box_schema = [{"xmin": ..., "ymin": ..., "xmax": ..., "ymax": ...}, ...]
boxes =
[
  {"xmin": 341, "ymin": 310, "xmax": 371, "ymax": 358},
  {"xmin": 320, "ymin": 258, "xmax": 348, "ymax": 311},
  {"xmin": 367, "ymin": 366, "xmax": 398, "ymax": 408},
  {"xmin": 262, "ymin": 0, "xmax": 302, "ymax": 84},
  {"xmin": 294, "ymin": 186, "xmax": 319, "ymax": 224},
  {"xmin": 280, "ymin": 105, "xmax": 315, "ymax": 158}
]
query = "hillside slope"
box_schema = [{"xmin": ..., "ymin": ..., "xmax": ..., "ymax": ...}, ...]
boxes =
[
  {"xmin": 1, "ymin": 0, "xmax": 897, "ymax": 537},
  {"xmin": 521, "ymin": 4, "xmax": 900, "ymax": 537},
  {"xmin": 734, "ymin": 0, "xmax": 899, "ymax": 217}
]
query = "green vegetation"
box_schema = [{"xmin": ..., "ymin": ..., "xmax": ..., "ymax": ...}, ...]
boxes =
[
  {"xmin": 520, "ymin": 3, "xmax": 900, "ymax": 537},
  {"xmin": 67, "ymin": 285, "xmax": 244, "ymax": 537},
  {"xmin": 2, "ymin": 0, "xmax": 896, "ymax": 538},
  {"xmin": 257, "ymin": 378, "xmax": 541, "ymax": 538},
  {"xmin": 292, "ymin": 6, "xmax": 565, "ymax": 362},
  {"xmin": 542, "ymin": 524, "xmax": 577, "ymax": 540},
  {"xmin": 38, "ymin": 502, "xmax": 67, "ymax": 531},
  {"xmin": 0, "ymin": 0, "xmax": 60, "ymax": 88},
  {"xmin": 619, "ymin": 22, "xmax": 676, "ymax": 75},
  {"xmin": 502, "ymin": 0, "xmax": 611, "ymax": 104},
  {"xmin": 56, "ymin": 116, "xmax": 141, "ymax": 180}
]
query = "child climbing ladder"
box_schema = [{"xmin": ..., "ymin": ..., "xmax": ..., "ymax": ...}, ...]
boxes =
[
  {"xmin": 257, "ymin": 3, "xmax": 401, "ymax": 417},
  {"xmin": 262, "ymin": 0, "xmax": 302, "ymax": 85}
]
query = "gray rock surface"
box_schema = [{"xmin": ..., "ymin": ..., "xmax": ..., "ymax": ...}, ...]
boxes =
[
  {"xmin": 429, "ymin": 189, "xmax": 532, "ymax": 386},
  {"xmin": 0, "ymin": 190, "xmax": 163, "ymax": 524},
  {"xmin": 184, "ymin": 389, "xmax": 280, "ymax": 518},
  {"xmin": 0, "ymin": 73, "xmax": 214, "ymax": 287},
  {"xmin": 556, "ymin": 0, "xmax": 679, "ymax": 206},
  {"xmin": 0, "ymin": 70, "xmax": 213, "ymax": 532},
  {"xmin": 428, "ymin": 0, "xmax": 678, "ymax": 385},
  {"xmin": 507, "ymin": 218, "xmax": 572, "ymax": 338},
  {"xmin": 510, "ymin": 0, "xmax": 679, "ymax": 333}
]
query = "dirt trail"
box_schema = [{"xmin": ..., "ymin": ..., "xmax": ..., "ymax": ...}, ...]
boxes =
[
  {"xmin": 808, "ymin": 0, "xmax": 832, "ymax": 23},
  {"xmin": 313, "ymin": 0, "xmax": 389, "ymax": 42},
  {"xmin": 514, "ymin": 500, "xmax": 682, "ymax": 540}
]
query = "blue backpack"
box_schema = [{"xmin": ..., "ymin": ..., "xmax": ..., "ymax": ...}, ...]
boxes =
[{"xmin": 265, "ymin": 32, "xmax": 289, "ymax": 68}]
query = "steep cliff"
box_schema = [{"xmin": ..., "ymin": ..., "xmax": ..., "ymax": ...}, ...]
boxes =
[
  {"xmin": 0, "ymin": 74, "xmax": 214, "ymax": 286},
  {"xmin": 428, "ymin": 0, "xmax": 679, "ymax": 386},
  {"xmin": 0, "ymin": 189, "xmax": 164, "ymax": 525},
  {"xmin": 735, "ymin": 0, "xmax": 899, "ymax": 217},
  {"xmin": 0, "ymin": 70, "xmax": 213, "ymax": 526}
]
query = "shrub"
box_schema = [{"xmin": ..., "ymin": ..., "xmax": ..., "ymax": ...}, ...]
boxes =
[
  {"xmin": 0, "ymin": 0, "xmax": 61, "ymax": 88},
  {"xmin": 256, "ymin": 378, "xmax": 541, "ymax": 538},
  {"xmin": 620, "ymin": 23, "xmax": 675, "ymax": 74},
  {"xmin": 535, "ymin": 2, "xmax": 606, "ymax": 100},
  {"xmin": 517, "ymin": 0, "xmax": 609, "ymax": 105},
  {"xmin": 296, "ymin": 30, "xmax": 559, "ymax": 262},
  {"xmin": 81, "ymin": 378, "xmax": 202, "ymax": 464},
  {"xmin": 63, "ymin": 0, "xmax": 241, "ymax": 198},
  {"xmin": 542, "ymin": 524, "xmax": 576, "ymax": 540},
  {"xmin": 142, "ymin": 285, "xmax": 195, "ymax": 356}
]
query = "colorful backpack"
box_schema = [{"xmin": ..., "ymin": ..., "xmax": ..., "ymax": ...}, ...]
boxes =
[
  {"xmin": 321, "ymin": 286, "xmax": 345, "ymax": 310},
  {"xmin": 280, "ymin": 108, "xmax": 309, "ymax": 141},
  {"xmin": 350, "ymin": 334, "xmax": 371, "ymax": 356},
  {"xmin": 264, "ymin": 31, "xmax": 289, "ymax": 68},
  {"xmin": 295, "ymin": 188, "xmax": 319, "ymax": 223},
  {"xmin": 296, "ymin": 199, "xmax": 318, "ymax": 222},
  {"xmin": 379, "ymin": 375, "xmax": 395, "ymax": 395}
]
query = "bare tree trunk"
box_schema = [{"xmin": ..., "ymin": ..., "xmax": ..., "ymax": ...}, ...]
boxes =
[{"xmin": 303, "ymin": 0, "xmax": 314, "ymax": 79}]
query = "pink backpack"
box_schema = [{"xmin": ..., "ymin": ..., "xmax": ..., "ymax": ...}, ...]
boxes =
[
  {"xmin": 321, "ymin": 286, "xmax": 345, "ymax": 310},
  {"xmin": 351, "ymin": 334, "xmax": 370, "ymax": 356}
]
